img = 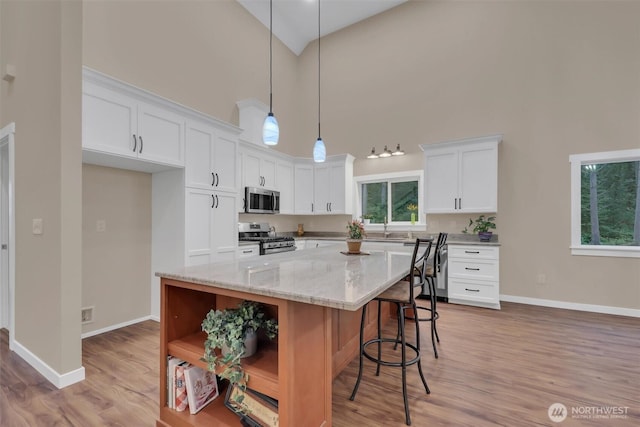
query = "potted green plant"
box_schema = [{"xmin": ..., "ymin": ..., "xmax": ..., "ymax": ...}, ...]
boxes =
[
  {"xmin": 361, "ymin": 213, "xmax": 373, "ymax": 225},
  {"xmin": 201, "ymin": 300, "xmax": 278, "ymax": 393},
  {"xmin": 462, "ymin": 215, "xmax": 496, "ymax": 241},
  {"xmin": 346, "ymin": 219, "xmax": 366, "ymax": 253}
]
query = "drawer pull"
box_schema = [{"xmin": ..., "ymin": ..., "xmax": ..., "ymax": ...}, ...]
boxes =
[
  {"xmin": 242, "ymin": 250, "xmax": 252, "ymax": 254},
  {"xmin": 465, "ymin": 267, "xmax": 480, "ymax": 271},
  {"xmin": 465, "ymin": 288, "xmax": 480, "ymax": 292},
  {"xmin": 465, "ymin": 250, "xmax": 480, "ymax": 254}
]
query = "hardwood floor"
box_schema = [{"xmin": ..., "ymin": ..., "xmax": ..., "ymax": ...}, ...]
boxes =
[{"xmin": 1, "ymin": 302, "xmax": 639, "ymax": 426}]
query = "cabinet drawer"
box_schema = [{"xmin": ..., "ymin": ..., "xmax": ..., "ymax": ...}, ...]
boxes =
[
  {"xmin": 237, "ymin": 245, "xmax": 260, "ymax": 258},
  {"xmin": 448, "ymin": 279, "xmax": 498, "ymax": 304},
  {"xmin": 448, "ymin": 245, "xmax": 498, "ymax": 260},
  {"xmin": 449, "ymin": 259, "xmax": 498, "ymax": 281}
]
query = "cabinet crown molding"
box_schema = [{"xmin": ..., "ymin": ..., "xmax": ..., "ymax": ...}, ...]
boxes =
[{"xmin": 420, "ymin": 134, "xmax": 502, "ymax": 151}]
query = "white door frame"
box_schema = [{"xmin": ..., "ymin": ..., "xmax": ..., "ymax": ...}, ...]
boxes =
[{"xmin": 0, "ymin": 122, "xmax": 16, "ymax": 350}]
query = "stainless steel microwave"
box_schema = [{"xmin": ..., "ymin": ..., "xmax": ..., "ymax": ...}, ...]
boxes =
[{"xmin": 245, "ymin": 187, "xmax": 280, "ymax": 214}]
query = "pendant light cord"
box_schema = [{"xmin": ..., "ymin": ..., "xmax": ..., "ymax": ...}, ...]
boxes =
[
  {"xmin": 269, "ymin": 0, "xmax": 274, "ymax": 113},
  {"xmin": 317, "ymin": 0, "xmax": 321, "ymax": 139}
]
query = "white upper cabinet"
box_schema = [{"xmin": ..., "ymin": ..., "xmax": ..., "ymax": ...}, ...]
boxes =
[
  {"xmin": 242, "ymin": 145, "xmax": 277, "ymax": 189},
  {"xmin": 313, "ymin": 156, "xmax": 353, "ymax": 214},
  {"xmin": 82, "ymin": 72, "xmax": 185, "ymax": 169},
  {"xmin": 420, "ymin": 135, "xmax": 501, "ymax": 213},
  {"xmin": 294, "ymin": 154, "xmax": 354, "ymax": 215},
  {"xmin": 294, "ymin": 162, "xmax": 315, "ymax": 214},
  {"xmin": 83, "ymin": 82, "xmax": 138, "ymax": 158},
  {"xmin": 185, "ymin": 120, "xmax": 238, "ymax": 194},
  {"xmin": 276, "ymin": 160, "xmax": 294, "ymax": 214}
]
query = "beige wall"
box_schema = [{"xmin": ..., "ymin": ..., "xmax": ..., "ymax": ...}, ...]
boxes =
[
  {"xmin": 0, "ymin": 0, "xmax": 83, "ymax": 375},
  {"xmin": 82, "ymin": 165, "xmax": 151, "ymax": 334},
  {"xmin": 81, "ymin": 0, "xmax": 640, "ymax": 321}
]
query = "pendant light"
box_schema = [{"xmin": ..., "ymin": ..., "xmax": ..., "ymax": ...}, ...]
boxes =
[
  {"xmin": 313, "ymin": 0, "xmax": 326, "ymax": 162},
  {"xmin": 262, "ymin": 0, "xmax": 279, "ymax": 146}
]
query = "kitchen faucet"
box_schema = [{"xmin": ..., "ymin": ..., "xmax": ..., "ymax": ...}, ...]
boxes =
[{"xmin": 383, "ymin": 216, "xmax": 389, "ymax": 238}]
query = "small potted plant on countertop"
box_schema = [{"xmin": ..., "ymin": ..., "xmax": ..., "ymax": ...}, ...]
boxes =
[
  {"xmin": 346, "ymin": 219, "xmax": 366, "ymax": 253},
  {"xmin": 361, "ymin": 213, "xmax": 373, "ymax": 225},
  {"xmin": 462, "ymin": 215, "xmax": 496, "ymax": 241},
  {"xmin": 201, "ymin": 300, "xmax": 278, "ymax": 396}
]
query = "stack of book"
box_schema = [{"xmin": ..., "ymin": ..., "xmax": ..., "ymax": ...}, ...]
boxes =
[{"xmin": 167, "ymin": 356, "xmax": 220, "ymax": 414}]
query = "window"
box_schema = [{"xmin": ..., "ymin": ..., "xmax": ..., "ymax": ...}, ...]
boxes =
[
  {"xmin": 355, "ymin": 170, "xmax": 423, "ymax": 228},
  {"xmin": 570, "ymin": 149, "xmax": 640, "ymax": 258}
]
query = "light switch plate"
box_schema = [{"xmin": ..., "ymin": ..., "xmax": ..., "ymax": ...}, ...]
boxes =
[{"xmin": 32, "ymin": 218, "xmax": 43, "ymax": 235}]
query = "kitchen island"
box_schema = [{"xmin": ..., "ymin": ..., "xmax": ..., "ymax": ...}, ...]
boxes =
[{"xmin": 156, "ymin": 242, "xmax": 416, "ymax": 427}]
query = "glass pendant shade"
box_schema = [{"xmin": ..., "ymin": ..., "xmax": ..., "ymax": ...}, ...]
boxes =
[
  {"xmin": 313, "ymin": 137, "xmax": 326, "ymax": 163},
  {"xmin": 379, "ymin": 145, "xmax": 392, "ymax": 158},
  {"xmin": 263, "ymin": 112, "xmax": 279, "ymax": 146},
  {"xmin": 367, "ymin": 147, "xmax": 379, "ymax": 159}
]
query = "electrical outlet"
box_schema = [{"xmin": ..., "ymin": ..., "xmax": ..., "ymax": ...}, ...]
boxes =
[
  {"xmin": 81, "ymin": 306, "xmax": 94, "ymax": 324},
  {"xmin": 537, "ymin": 273, "xmax": 547, "ymax": 284}
]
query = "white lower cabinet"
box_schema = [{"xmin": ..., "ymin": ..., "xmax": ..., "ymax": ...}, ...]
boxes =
[
  {"xmin": 237, "ymin": 244, "xmax": 260, "ymax": 258},
  {"xmin": 185, "ymin": 188, "xmax": 238, "ymax": 266},
  {"xmin": 447, "ymin": 244, "xmax": 500, "ymax": 309}
]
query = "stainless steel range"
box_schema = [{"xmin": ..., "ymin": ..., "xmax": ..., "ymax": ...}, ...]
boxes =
[{"xmin": 238, "ymin": 222, "xmax": 296, "ymax": 255}]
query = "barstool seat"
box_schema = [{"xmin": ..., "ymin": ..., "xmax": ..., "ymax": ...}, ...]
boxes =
[{"xmin": 350, "ymin": 238, "xmax": 432, "ymax": 426}]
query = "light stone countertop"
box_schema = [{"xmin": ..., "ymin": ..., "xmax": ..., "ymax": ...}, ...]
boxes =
[
  {"xmin": 293, "ymin": 233, "xmax": 500, "ymax": 246},
  {"xmin": 156, "ymin": 242, "xmax": 415, "ymax": 311}
]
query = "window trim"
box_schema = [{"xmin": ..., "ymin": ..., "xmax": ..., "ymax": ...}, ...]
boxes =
[
  {"xmin": 569, "ymin": 148, "xmax": 640, "ymax": 258},
  {"xmin": 354, "ymin": 170, "xmax": 424, "ymax": 231}
]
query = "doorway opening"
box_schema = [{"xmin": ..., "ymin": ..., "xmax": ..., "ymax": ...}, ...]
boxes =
[{"xmin": 0, "ymin": 122, "xmax": 16, "ymax": 350}]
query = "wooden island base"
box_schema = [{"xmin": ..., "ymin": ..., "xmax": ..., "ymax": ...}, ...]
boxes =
[{"xmin": 157, "ymin": 278, "xmax": 390, "ymax": 427}]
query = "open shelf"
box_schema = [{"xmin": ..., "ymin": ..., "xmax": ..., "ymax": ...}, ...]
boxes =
[
  {"xmin": 160, "ymin": 382, "xmax": 241, "ymax": 427},
  {"xmin": 168, "ymin": 331, "xmax": 279, "ymax": 400}
]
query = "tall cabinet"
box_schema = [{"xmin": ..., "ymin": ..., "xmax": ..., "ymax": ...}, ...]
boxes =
[
  {"xmin": 184, "ymin": 121, "xmax": 239, "ymax": 266},
  {"xmin": 420, "ymin": 135, "xmax": 501, "ymax": 213}
]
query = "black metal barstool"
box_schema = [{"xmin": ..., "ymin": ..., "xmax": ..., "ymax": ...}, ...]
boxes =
[
  {"xmin": 407, "ymin": 232, "xmax": 448, "ymax": 358},
  {"xmin": 350, "ymin": 238, "xmax": 432, "ymax": 426}
]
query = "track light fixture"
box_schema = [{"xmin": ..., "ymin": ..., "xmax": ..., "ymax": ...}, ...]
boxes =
[{"xmin": 367, "ymin": 144, "xmax": 405, "ymax": 159}]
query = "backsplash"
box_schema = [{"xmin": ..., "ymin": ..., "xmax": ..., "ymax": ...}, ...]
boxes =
[{"xmin": 238, "ymin": 213, "xmax": 498, "ymax": 236}]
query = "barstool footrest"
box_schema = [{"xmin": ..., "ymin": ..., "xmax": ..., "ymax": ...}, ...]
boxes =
[{"xmin": 362, "ymin": 338, "xmax": 421, "ymax": 367}]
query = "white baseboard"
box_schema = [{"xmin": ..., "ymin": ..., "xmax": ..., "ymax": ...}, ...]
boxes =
[
  {"xmin": 149, "ymin": 314, "xmax": 160, "ymax": 322},
  {"xmin": 81, "ymin": 315, "xmax": 154, "ymax": 339},
  {"xmin": 500, "ymin": 294, "xmax": 640, "ymax": 318},
  {"xmin": 12, "ymin": 339, "xmax": 85, "ymax": 389}
]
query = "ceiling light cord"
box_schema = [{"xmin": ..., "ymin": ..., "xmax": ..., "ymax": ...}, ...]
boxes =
[
  {"xmin": 317, "ymin": 0, "xmax": 321, "ymax": 140},
  {"xmin": 269, "ymin": 0, "xmax": 273, "ymax": 114},
  {"xmin": 313, "ymin": 0, "xmax": 326, "ymax": 162},
  {"xmin": 263, "ymin": 0, "xmax": 279, "ymax": 146}
]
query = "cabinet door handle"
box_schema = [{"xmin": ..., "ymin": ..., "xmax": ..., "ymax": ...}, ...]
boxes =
[
  {"xmin": 211, "ymin": 172, "xmax": 215, "ymax": 186},
  {"xmin": 311, "ymin": 203, "xmax": 314, "ymax": 212},
  {"xmin": 215, "ymin": 195, "xmax": 219, "ymax": 208},
  {"xmin": 329, "ymin": 202, "xmax": 332, "ymax": 211},
  {"xmin": 465, "ymin": 250, "xmax": 480, "ymax": 254},
  {"xmin": 465, "ymin": 267, "xmax": 480, "ymax": 271},
  {"xmin": 211, "ymin": 194, "xmax": 215, "ymax": 208},
  {"xmin": 242, "ymin": 249, "xmax": 252, "ymax": 254},
  {"xmin": 465, "ymin": 288, "xmax": 480, "ymax": 292},
  {"xmin": 139, "ymin": 136, "xmax": 143, "ymax": 153},
  {"xmin": 215, "ymin": 173, "xmax": 219, "ymax": 187},
  {"xmin": 132, "ymin": 134, "xmax": 137, "ymax": 152},
  {"xmin": 458, "ymin": 197, "xmax": 461, "ymax": 210}
]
